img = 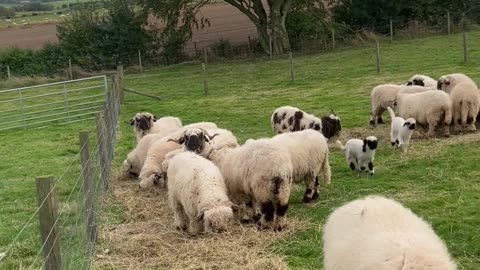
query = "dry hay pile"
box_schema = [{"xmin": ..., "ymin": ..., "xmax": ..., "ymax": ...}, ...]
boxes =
[{"xmin": 94, "ymin": 174, "xmax": 308, "ymax": 270}]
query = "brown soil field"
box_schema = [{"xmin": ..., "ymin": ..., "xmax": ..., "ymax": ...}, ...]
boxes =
[{"xmin": 0, "ymin": 3, "xmax": 258, "ymax": 54}]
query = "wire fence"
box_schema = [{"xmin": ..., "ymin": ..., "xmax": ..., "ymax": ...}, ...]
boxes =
[{"xmin": 0, "ymin": 73, "xmax": 121, "ymax": 270}]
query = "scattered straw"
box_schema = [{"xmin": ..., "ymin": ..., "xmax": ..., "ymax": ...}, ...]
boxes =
[{"xmin": 94, "ymin": 174, "xmax": 308, "ymax": 270}]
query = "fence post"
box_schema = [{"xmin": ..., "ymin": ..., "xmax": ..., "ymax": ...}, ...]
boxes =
[
  {"xmin": 269, "ymin": 35, "xmax": 273, "ymax": 59},
  {"xmin": 116, "ymin": 65, "xmax": 124, "ymax": 104},
  {"xmin": 68, "ymin": 58, "xmax": 73, "ymax": 80},
  {"xmin": 390, "ymin": 20, "xmax": 393, "ymax": 42},
  {"xmin": 248, "ymin": 35, "xmax": 252, "ymax": 52},
  {"xmin": 79, "ymin": 131, "xmax": 97, "ymax": 249},
  {"xmin": 194, "ymin": 42, "xmax": 198, "ymax": 58},
  {"xmin": 6, "ymin": 65, "xmax": 11, "ymax": 80},
  {"xmin": 447, "ymin": 11, "xmax": 451, "ymax": 35},
  {"xmin": 375, "ymin": 40, "xmax": 381, "ymax": 73},
  {"xmin": 138, "ymin": 50, "xmax": 143, "ymax": 74},
  {"xmin": 289, "ymin": 52, "xmax": 294, "ymax": 84},
  {"xmin": 203, "ymin": 48, "xmax": 208, "ymax": 64},
  {"xmin": 332, "ymin": 28, "xmax": 335, "ymax": 49},
  {"xmin": 202, "ymin": 63, "xmax": 208, "ymax": 95},
  {"xmin": 463, "ymin": 31, "xmax": 467, "ymax": 63},
  {"xmin": 95, "ymin": 113, "xmax": 108, "ymax": 192},
  {"xmin": 35, "ymin": 176, "xmax": 62, "ymax": 270}
]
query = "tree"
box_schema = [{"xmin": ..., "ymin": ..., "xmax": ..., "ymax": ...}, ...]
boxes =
[{"xmin": 139, "ymin": 0, "xmax": 294, "ymax": 55}]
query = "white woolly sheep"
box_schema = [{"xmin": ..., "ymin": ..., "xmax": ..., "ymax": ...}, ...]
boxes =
[
  {"xmin": 337, "ymin": 136, "xmax": 377, "ymax": 176},
  {"xmin": 122, "ymin": 122, "xmax": 219, "ymax": 181},
  {"xmin": 180, "ymin": 128, "xmax": 293, "ymax": 231},
  {"xmin": 369, "ymin": 84, "xmax": 402, "ymax": 126},
  {"xmin": 394, "ymin": 90, "xmax": 452, "ymax": 137},
  {"xmin": 322, "ymin": 195, "xmax": 457, "ymax": 270},
  {"xmin": 406, "ymin": 74, "xmax": 438, "ymax": 89},
  {"xmin": 163, "ymin": 151, "xmax": 234, "ymax": 235},
  {"xmin": 398, "ymin": 85, "xmax": 435, "ymax": 94},
  {"xmin": 129, "ymin": 112, "xmax": 182, "ymax": 143},
  {"xmin": 249, "ymin": 129, "xmax": 331, "ymax": 203},
  {"xmin": 387, "ymin": 107, "xmax": 416, "ymax": 154},
  {"xmin": 271, "ymin": 106, "xmax": 341, "ymax": 140},
  {"xmin": 438, "ymin": 74, "xmax": 479, "ymax": 132}
]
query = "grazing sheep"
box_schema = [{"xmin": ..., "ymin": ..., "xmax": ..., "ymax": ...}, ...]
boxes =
[
  {"xmin": 249, "ymin": 130, "xmax": 331, "ymax": 203},
  {"xmin": 395, "ymin": 91, "xmax": 452, "ymax": 137},
  {"xmin": 322, "ymin": 196, "xmax": 457, "ymax": 270},
  {"xmin": 387, "ymin": 107, "xmax": 416, "ymax": 153},
  {"xmin": 438, "ymin": 74, "xmax": 479, "ymax": 132},
  {"xmin": 337, "ymin": 136, "xmax": 377, "ymax": 176},
  {"xmin": 130, "ymin": 112, "xmax": 182, "ymax": 143},
  {"xmin": 163, "ymin": 151, "xmax": 234, "ymax": 235},
  {"xmin": 406, "ymin": 74, "xmax": 438, "ymax": 89},
  {"xmin": 271, "ymin": 106, "xmax": 341, "ymax": 140},
  {"xmin": 179, "ymin": 128, "xmax": 293, "ymax": 231},
  {"xmin": 139, "ymin": 127, "xmax": 237, "ymax": 190},
  {"xmin": 369, "ymin": 84, "xmax": 402, "ymax": 126}
]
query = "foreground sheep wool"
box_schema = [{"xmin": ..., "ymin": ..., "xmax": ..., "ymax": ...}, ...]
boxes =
[
  {"xmin": 271, "ymin": 106, "xmax": 341, "ymax": 140},
  {"xmin": 337, "ymin": 136, "xmax": 377, "ymax": 176},
  {"xmin": 181, "ymin": 128, "xmax": 293, "ymax": 230},
  {"xmin": 163, "ymin": 151, "xmax": 234, "ymax": 235},
  {"xmin": 369, "ymin": 84, "xmax": 402, "ymax": 126},
  {"xmin": 395, "ymin": 90, "xmax": 452, "ymax": 137},
  {"xmin": 322, "ymin": 196, "xmax": 457, "ymax": 270},
  {"xmin": 438, "ymin": 73, "xmax": 479, "ymax": 132},
  {"xmin": 387, "ymin": 107, "xmax": 416, "ymax": 153},
  {"xmin": 406, "ymin": 74, "xmax": 438, "ymax": 89},
  {"xmin": 130, "ymin": 113, "xmax": 182, "ymax": 143}
]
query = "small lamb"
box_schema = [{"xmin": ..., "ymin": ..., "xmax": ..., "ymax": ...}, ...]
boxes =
[
  {"xmin": 387, "ymin": 107, "xmax": 416, "ymax": 153},
  {"xmin": 337, "ymin": 136, "xmax": 378, "ymax": 176}
]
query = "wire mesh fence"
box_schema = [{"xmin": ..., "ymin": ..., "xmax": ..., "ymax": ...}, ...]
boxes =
[{"xmin": 0, "ymin": 73, "xmax": 120, "ymax": 270}]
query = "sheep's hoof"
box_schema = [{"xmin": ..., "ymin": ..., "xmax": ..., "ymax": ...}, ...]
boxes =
[{"xmin": 302, "ymin": 196, "xmax": 313, "ymax": 203}]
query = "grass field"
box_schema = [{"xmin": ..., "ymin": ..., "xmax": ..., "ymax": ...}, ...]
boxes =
[{"xmin": 1, "ymin": 31, "xmax": 480, "ymax": 269}]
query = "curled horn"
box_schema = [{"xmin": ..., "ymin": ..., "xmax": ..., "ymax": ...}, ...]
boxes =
[
  {"xmin": 167, "ymin": 131, "xmax": 186, "ymax": 144},
  {"xmin": 129, "ymin": 118, "xmax": 135, "ymax": 125},
  {"xmin": 200, "ymin": 128, "xmax": 220, "ymax": 142},
  {"xmin": 330, "ymin": 108, "xmax": 337, "ymax": 116}
]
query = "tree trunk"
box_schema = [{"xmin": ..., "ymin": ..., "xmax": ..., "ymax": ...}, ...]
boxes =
[{"xmin": 270, "ymin": 8, "xmax": 290, "ymax": 54}]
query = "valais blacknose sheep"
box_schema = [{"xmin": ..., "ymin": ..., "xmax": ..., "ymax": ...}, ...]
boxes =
[
  {"xmin": 322, "ymin": 196, "xmax": 457, "ymax": 270},
  {"xmin": 406, "ymin": 74, "xmax": 438, "ymax": 89},
  {"xmin": 337, "ymin": 136, "xmax": 377, "ymax": 176},
  {"xmin": 387, "ymin": 107, "xmax": 416, "ymax": 153},
  {"xmin": 163, "ymin": 151, "xmax": 234, "ymax": 235},
  {"xmin": 271, "ymin": 106, "xmax": 341, "ymax": 140},
  {"xmin": 130, "ymin": 112, "xmax": 182, "ymax": 143}
]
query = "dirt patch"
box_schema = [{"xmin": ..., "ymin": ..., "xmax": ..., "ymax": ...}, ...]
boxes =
[{"xmin": 94, "ymin": 174, "xmax": 308, "ymax": 270}]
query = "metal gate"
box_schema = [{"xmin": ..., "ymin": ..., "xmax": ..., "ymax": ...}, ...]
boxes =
[{"xmin": 0, "ymin": 76, "xmax": 108, "ymax": 131}]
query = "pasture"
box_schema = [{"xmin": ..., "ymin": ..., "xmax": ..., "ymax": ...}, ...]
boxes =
[{"xmin": 1, "ymin": 31, "xmax": 480, "ymax": 269}]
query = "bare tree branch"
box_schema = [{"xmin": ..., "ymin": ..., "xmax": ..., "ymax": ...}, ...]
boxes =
[{"xmin": 224, "ymin": 0, "xmax": 260, "ymax": 24}]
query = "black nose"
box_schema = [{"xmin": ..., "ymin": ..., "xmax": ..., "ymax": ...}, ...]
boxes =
[{"xmin": 185, "ymin": 135, "xmax": 201, "ymax": 152}]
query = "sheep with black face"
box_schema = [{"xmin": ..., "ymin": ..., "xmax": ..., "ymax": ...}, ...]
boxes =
[
  {"xmin": 129, "ymin": 112, "xmax": 182, "ymax": 143},
  {"xmin": 337, "ymin": 136, "xmax": 378, "ymax": 176},
  {"xmin": 406, "ymin": 74, "xmax": 437, "ymax": 89},
  {"xmin": 271, "ymin": 106, "xmax": 341, "ymax": 140},
  {"xmin": 387, "ymin": 107, "xmax": 416, "ymax": 154}
]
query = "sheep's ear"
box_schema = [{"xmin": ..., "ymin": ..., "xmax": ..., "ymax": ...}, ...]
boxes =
[
  {"xmin": 129, "ymin": 119, "xmax": 135, "ymax": 125},
  {"xmin": 406, "ymin": 81, "xmax": 413, "ymax": 86},
  {"xmin": 153, "ymin": 115, "xmax": 158, "ymax": 122},
  {"xmin": 362, "ymin": 139, "xmax": 367, "ymax": 152}
]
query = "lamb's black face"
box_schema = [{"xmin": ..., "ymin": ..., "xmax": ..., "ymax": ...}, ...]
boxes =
[
  {"xmin": 412, "ymin": 78, "xmax": 425, "ymax": 86},
  {"xmin": 134, "ymin": 115, "xmax": 153, "ymax": 131},
  {"xmin": 184, "ymin": 133, "xmax": 204, "ymax": 153},
  {"xmin": 366, "ymin": 139, "xmax": 378, "ymax": 150},
  {"xmin": 403, "ymin": 122, "xmax": 416, "ymax": 130}
]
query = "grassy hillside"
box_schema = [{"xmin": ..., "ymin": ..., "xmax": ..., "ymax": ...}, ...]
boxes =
[{"xmin": 1, "ymin": 32, "xmax": 480, "ymax": 269}]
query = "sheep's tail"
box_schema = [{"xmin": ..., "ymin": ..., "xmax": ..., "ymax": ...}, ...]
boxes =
[
  {"xmin": 336, "ymin": 140, "xmax": 346, "ymax": 150},
  {"xmin": 320, "ymin": 151, "xmax": 331, "ymax": 186},
  {"xmin": 387, "ymin": 106, "xmax": 396, "ymax": 119}
]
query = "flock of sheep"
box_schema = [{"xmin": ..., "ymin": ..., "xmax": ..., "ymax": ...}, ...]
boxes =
[{"xmin": 118, "ymin": 72, "xmax": 478, "ymax": 269}]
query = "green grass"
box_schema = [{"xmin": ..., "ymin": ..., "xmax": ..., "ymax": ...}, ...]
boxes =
[{"xmin": 1, "ymin": 31, "xmax": 480, "ymax": 269}]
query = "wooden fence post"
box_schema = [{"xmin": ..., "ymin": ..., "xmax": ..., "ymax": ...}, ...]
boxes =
[
  {"xmin": 194, "ymin": 42, "xmax": 198, "ymax": 57},
  {"xmin": 289, "ymin": 52, "xmax": 294, "ymax": 84},
  {"xmin": 203, "ymin": 48, "xmax": 208, "ymax": 64},
  {"xmin": 390, "ymin": 20, "xmax": 393, "ymax": 42},
  {"xmin": 36, "ymin": 176, "xmax": 62, "ymax": 270},
  {"xmin": 332, "ymin": 28, "xmax": 335, "ymax": 49},
  {"xmin": 248, "ymin": 35, "xmax": 252, "ymax": 52},
  {"xmin": 375, "ymin": 40, "xmax": 381, "ymax": 73},
  {"xmin": 68, "ymin": 58, "xmax": 73, "ymax": 80},
  {"xmin": 116, "ymin": 66, "xmax": 124, "ymax": 104},
  {"xmin": 447, "ymin": 11, "xmax": 451, "ymax": 35},
  {"xmin": 269, "ymin": 35, "xmax": 273, "ymax": 59},
  {"xmin": 6, "ymin": 65, "xmax": 11, "ymax": 80},
  {"xmin": 463, "ymin": 31, "xmax": 467, "ymax": 63},
  {"xmin": 95, "ymin": 113, "xmax": 108, "ymax": 192},
  {"xmin": 79, "ymin": 131, "xmax": 97, "ymax": 247},
  {"xmin": 202, "ymin": 63, "xmax": 208, "ymax": 95},
  {"xmin": 138, "ymin": 50, "xmax": 143, "ymax": 74}
]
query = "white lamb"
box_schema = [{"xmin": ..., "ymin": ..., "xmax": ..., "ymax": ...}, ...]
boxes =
[
  {"xmin": 395, "ymin": 91, "xmax": 452, "ymax": 137},
  {"xmin": 180, "ymin": 128, "xmax": 293, "ymax": 231},
  {"xmin": 387, "ymin": 107, "xmax": 416, "ymax": 154},
  {"xmin": 129, "ymin": 112, "xmax": 182, "ymax": 143},
  {"xmin": 248, "ymin": 129, "xmax": 331, "ymax": 203},
  {"xmin": 406, "ymin": 74, "xmax": 438, "ymax": 89},
  {"xmin": 337, "ymin": 136, "xmax": 377, "ymax": 176},
  {"xmin": 369, "ymin": 84, "xmax": 402, "ymax": 126},
  {"xmin": 322, "ymin": 195, "xmax": 457, "ymax": 270},
  {"xmin": 163, "ymin": 151, "xmax": 234, "ymax": 235},
  {"xmin": 438, "ymin": 73, "xmax": 479, "ymax": 132},
  {"xmin": 271, "ymin": 106, "xmax": 341, "ymax": 140},
  {"xmin": 138, "ymin": 126, "xmax": 235, "ymax": 190}
]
